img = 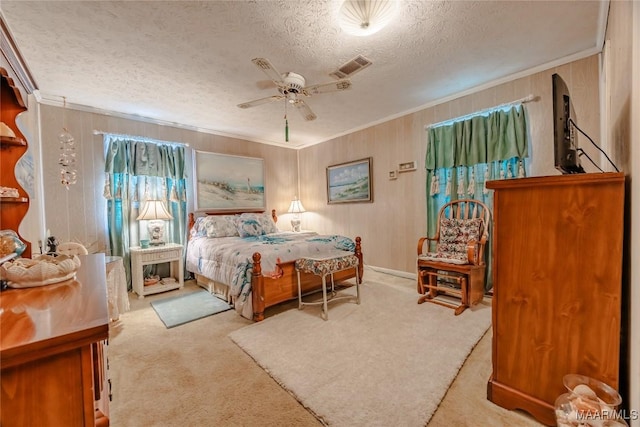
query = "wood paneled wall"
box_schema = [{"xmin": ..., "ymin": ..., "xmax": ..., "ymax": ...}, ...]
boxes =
[
  {"xmin": 298, "ymin": 55, "xmax": 602, "ymax": 274},
  {"xmin": 35, "ymin": 55, "xmax": 602, "ymax": 270},
  {"xmin": 37, "ymin": 106, "xmax": 298, "ymax": 254}
]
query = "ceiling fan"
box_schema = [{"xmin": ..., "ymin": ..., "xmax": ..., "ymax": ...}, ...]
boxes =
[{"xmin": 237, "ymin": 58, "xmax": 352, "ymax": 122}]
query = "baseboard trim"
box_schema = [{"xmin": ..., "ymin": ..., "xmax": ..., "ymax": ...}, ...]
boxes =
[{"xmin": 367, "ymin": 265, "xmax": 417, "ymax": 280}]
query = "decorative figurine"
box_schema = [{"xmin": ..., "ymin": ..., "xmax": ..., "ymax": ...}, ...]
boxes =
[{"xmin": 46, "ymin": 236, "xmax": 59, "ymax": 255}]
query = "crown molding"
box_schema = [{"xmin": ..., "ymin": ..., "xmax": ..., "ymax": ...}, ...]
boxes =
[{"xmin": 0, "ymin": 12, "xmax": 38, "ymax": 95}]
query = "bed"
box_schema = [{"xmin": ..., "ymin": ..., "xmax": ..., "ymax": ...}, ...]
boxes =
[{"xmin": 185, "ymin": 210, "xmax": 363, "ymax": 321}]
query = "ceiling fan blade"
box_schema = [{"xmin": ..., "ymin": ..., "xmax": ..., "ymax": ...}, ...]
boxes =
[
  {"xmin": 237, "ymin": 95, "xmax": 283, "ymax": 109},
  {"xmin": 293, "ymin": 99, "xmax": 317, "ymax": 121},
  {"xmin": 251, "ymin": 58, "xmax": 283, "ymax": 85},
  {"xmin": 303, "ymin": 79, "xmax": 352, "ymax": 95},
  {"xmin": 255, "ymin": 79, "xmax": 277, "ymax": 90}
]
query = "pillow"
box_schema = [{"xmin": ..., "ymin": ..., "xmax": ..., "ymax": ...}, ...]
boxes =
[
  {"xmin": 236, "ymin": 217, "xmax": 264, "ymax": 238},
  {"xmin": 240, "ymin": 212, "xmax": 278, "ymax": 234},
  {"xmin": 200, "ymin": 215, "xmax": 239, "ymax": 238},
  {"xmin": 190, "ymin": 217, "xmax": 207, "ymax": 238}
]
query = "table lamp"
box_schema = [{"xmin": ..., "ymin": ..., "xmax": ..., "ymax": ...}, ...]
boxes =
[
  {"xmin": 287, "ymin": 197, "xmax": 306, "ymax": 232},
  {"xmin": 136, "ymin": 200, "xmax": 173, "ymax": 245}
]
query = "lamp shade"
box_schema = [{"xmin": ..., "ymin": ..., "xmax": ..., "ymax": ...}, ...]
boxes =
[
  {"xmin": 338, "ymin": 0, "xmax": 398, "ymax": 37},
  {"xmin": 136, "ymin": 200, "xmax": 173, "ymax": 221},
  {"xmin": 287, "ymin": 199, "xmax": 306, "ymax": 214}
]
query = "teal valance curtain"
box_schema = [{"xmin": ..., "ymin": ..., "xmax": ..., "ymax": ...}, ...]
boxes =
[
  {"xmin": 425, "ymin": 105, "xmax": 529, "ymax": 290},
  {"xmin": 104, "ymin": 137, "xmax": 187, "ymax": 289},
  {"xmin": 105, "ymin": 138, "xmax": 186, "ymax": 179},
  {"xmin": 426, "ymin": 105, "xmax": 528, "ymax": 170}
]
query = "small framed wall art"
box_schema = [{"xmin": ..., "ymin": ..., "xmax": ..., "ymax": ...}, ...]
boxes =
[
  {"xmin": 398, "ymin": 160, "xmax": 417, "ymax": 173},
  {"xmin": 326, "ymin": 157, "xmax": 373, "ymax": 204}
]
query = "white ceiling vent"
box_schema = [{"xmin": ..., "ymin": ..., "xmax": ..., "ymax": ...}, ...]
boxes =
[{"xmin": 330, "ymin": 55, "xmax": 372, "ymax": 79}]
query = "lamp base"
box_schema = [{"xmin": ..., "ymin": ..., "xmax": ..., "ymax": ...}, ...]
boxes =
[
  {"xmin": 291, "ymin": 218, "xmax": 301, "ymax": 232},
  {"xmin": 148, "ymin": 219, "xmax": 167, "ymax": 245}
]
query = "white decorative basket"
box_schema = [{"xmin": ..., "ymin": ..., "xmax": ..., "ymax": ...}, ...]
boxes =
[{"xmin": 0, "ymin": 254, "xmax": 81, "ymax": 288}]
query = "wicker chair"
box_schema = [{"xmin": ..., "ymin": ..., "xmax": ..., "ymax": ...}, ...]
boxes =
[{"xmin": 416, "ymin": 199, "xmax": 491, "ymax": 315}]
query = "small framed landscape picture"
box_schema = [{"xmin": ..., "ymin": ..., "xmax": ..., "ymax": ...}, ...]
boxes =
[
  {"xmin": 326, "ymin": 157, "xmax": 373, "ymax": 204},
  {"xmin": 193, "ymin": 150, "xmax": 266, "ymax": 212}
]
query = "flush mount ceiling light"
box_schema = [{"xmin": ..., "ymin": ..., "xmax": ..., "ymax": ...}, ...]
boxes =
[{"xmin": 338, "ymin": 0, "xmax": 399, "ymax": 36}]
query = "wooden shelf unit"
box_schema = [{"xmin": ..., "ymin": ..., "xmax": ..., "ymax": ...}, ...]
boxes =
[
  {"xmin": 0, "ymin": 66, "xmax": 31, "ymax": 257},
  {"xmin": 485, "ymin": 173, "xmax": 625, "ymax": 426}
]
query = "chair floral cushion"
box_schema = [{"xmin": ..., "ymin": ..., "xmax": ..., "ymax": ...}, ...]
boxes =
[{"xmin": 420, "ymin": 218, "xmax": 483, "ymax": 265}]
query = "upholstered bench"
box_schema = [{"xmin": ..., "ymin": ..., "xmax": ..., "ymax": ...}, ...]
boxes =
[{"xmin": 295, "ymin": 252, "xmax": 360, "ymax": 320}]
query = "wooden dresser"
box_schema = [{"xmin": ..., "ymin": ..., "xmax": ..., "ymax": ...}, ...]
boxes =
[
  {"xmin": 486, "ymin": 173, "xmax": 625, "ymax": 426},
  {"xmin": 1, "ymin": 254, "xmax": 110, "ymax": 426}
]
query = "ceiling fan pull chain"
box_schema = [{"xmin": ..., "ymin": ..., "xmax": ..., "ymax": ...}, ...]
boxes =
[{"xmin": 284, "ymin": 100, "xmax": 289, "ymax": 142}]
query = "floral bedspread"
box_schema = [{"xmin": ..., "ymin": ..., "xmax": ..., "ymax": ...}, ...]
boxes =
[{"xmin": 185, "ymin": 231, "xmax": 355, "ymax": 317}]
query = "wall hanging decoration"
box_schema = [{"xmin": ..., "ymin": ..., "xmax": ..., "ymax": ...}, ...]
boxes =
[
  {"xmin": 398, "ymin": 160, "xmax": 417, "ymax": 172},
  {"xmin": 58, "ymin": 96, "xmax": 77, "ymax": 189},
  {"xmin": 326, "ymin": 157, "xmax": 372, "ymax": 204},
  {"xmin": 193, "ymin": 150, "xmax": 265, "ymax": 212}
]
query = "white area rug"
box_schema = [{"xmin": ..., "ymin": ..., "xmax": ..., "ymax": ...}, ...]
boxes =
[{"xmin": 229, "ymin": 279, "xmax": 492, "ymax": 426}]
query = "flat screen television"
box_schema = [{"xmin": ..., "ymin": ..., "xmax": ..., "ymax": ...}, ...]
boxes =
[{"xmin": 552, "ymin": 73, "xmax": 585, "ymax": 174}]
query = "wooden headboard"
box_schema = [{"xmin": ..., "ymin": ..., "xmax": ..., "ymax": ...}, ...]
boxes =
[{"xmin": 187, "ymin": 209, "xmax": 278, "ymax": 238}]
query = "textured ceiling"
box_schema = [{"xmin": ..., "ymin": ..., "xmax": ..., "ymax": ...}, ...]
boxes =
[{"xmin": 0, "ymin": 1, "xmax": 605, "ymax": 148}]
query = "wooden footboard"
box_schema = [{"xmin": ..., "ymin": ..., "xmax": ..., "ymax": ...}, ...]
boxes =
[{"xmin": 251, "ymin": 236, "xmax": 363, "ymax": 321}]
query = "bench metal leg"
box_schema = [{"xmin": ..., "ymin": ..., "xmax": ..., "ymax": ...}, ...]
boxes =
[
  {"xmin": 295, "ymin": 257, "xmax": 360, "ymax": 320},
  {"xmin": 321, "ymin": 275, "xmax": 329, "ymax": 320}
]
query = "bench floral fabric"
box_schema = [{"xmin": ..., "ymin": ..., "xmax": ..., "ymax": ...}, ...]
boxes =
[
  {"xmin": 295, "ymin": 253, "xmax": 359, "ymax": 276},
  {"xmin": 420, "ymin": 218, "xmax": 483, "ymax": 264}
]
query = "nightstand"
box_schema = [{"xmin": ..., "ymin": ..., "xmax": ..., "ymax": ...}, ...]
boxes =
[{"xmin": 130, "ymin": 243, "xmax": 184, "ymax": 298}]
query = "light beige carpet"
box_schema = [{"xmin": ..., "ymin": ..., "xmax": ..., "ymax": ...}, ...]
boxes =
[
  {"xmin": 109, "ymin": 268, "xmax": 544, "ymax": 426},
  {"xmin": 229, "ymin": 279, "xmax": 491, "ymax": 427}
]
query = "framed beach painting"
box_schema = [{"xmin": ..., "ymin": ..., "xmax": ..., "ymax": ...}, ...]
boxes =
[
  {"xmin": 326, "ymin": 157, "xmax": 373, "ymax": 204},
  {"xmin": 193, "ymin": 150, "xmax": 265, "ymax": 212}
]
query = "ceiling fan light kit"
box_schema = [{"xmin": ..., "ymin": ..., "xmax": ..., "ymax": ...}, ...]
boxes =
[
  {"xmin": 237, "ymin": 57, "xmax": 356, "ymax": 141},
  {"xmin": 339, "ymin": 0, "xmax": 399, "ymax": 37}
]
